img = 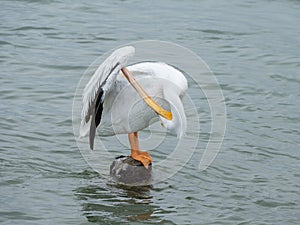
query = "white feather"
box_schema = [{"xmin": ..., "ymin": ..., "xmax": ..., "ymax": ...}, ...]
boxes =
[{"xmin": 80, "ymin": 46, "xmax": 135, "ymax": 137}]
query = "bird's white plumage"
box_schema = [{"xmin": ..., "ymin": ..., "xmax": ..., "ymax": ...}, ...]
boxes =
[
  {"xmin": 125, "ymin": 62, "xmax": 187, "ymax": 95},
  {"xmin": 80, "ymin": 46, "xmax": 188, "ymax": 146},
  {"xmin": 81, "ymin": 46, "xmax": 135, "ymax": 124}
]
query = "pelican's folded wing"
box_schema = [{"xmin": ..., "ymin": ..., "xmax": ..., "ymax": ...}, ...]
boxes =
[{"xmin": 80, "ymin": 46, "xmax": 135, "ymax": 149}]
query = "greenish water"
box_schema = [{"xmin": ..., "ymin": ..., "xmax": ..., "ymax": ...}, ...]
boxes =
[{"xmin": 1, "ymin": 0, "xmax": 300, "ymax": 224}]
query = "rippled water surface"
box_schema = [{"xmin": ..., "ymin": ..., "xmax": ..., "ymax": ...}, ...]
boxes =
[{"xmin": 1, "ymin": 0, "xmax": 300, "ymax": 224}]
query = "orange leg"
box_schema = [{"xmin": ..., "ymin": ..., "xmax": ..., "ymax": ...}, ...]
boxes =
[{"xmin": 128, "ymin": 132, "xmax": 152, "ymax": 169}]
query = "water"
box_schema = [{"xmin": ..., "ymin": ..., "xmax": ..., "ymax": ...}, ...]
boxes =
[{"xmin": 1, "ymin": 0, "xmax": 300, "ymax": 224}]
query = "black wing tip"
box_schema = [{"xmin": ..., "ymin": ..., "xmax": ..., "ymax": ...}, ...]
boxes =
[{"xmin": 90, "ymin": 142, "xmax": 94, "ymax": 150}]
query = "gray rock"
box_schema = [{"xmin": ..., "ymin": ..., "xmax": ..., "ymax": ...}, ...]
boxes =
[{"xmin": 110, "ymin": 155, "xmax": 152, "ymax": 186}]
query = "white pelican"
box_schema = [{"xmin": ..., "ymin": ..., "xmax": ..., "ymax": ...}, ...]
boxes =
[{"xmin": 80, "ymin": 46, "xmax": 187, "ymax": 168}]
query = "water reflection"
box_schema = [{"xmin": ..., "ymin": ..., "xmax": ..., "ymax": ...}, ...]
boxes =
[
  {"xmin": 111, "ymin": 183, "xmax": 153, "ymax": 200},
  {"xmin": 75, "ymin": 181, "xmax": 163, "ymax": 224}
]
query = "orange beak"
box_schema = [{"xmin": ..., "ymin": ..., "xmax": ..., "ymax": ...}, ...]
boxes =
[{"xmin": 121, "ymin": 67, "xmax": 172, "ymax": 120}]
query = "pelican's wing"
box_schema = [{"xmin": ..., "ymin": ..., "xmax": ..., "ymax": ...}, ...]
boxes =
[{"xmin": 80, "ymin": 46, "xmax": 135, "ymax": 149}]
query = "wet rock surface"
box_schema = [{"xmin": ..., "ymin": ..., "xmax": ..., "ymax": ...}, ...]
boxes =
[{"xmin": 110, "ymin": 156, "xmax": 152, "ymax": 186}]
